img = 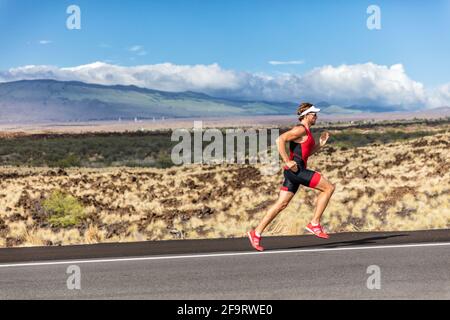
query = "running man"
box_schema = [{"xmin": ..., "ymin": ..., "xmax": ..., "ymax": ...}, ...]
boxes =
[{"xmin": 248, "ymin": 102, "xmax": 336, "ymax": 251}]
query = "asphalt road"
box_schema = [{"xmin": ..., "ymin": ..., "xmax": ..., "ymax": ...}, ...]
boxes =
[{"xmin": 0, "ymin": 229, "xmax": 449, "ymax": 300}]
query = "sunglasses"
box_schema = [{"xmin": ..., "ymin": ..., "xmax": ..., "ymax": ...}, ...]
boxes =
[{"xmin": 309, "ymin": 113, "xmax": 317, "ymax": 117}]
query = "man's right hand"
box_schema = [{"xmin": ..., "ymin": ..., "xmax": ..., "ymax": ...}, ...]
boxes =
[{"xmin": 284, "ymin": 160, "xmax": 298, "ymax": 172}]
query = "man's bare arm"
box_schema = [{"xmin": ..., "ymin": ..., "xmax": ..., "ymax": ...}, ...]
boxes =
[
  {"xmin": 276, "ymin": 126, "xmax": 306, "ymax": 171},
  {"xmin": 310, "ymin": 131, "xmax": 330, "ymax": 156}
]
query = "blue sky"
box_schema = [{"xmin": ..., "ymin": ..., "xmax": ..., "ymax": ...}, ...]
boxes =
[
  {"xmin": 1, "ymin": 0, "xmax": 449, "ymax": 107},
  {"xmin": 1, "ymin": 0, "xmax": 449, "ymax": 85}
]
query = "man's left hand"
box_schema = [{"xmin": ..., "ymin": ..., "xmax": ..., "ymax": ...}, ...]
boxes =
[{"xmin": 319, "ymin": 131, "xmax": 330, "ymax": 147}]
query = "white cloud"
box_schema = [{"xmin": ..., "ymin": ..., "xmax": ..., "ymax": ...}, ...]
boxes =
[
  {"xmin": 269, "ymin": 60, "xmax": 304, "ymax": 65},
  {"xmin": 1, "ymin": 61, "xmax": 448, "ymax": 109},
  {"xmin": 300, "ymin": 63, "xmax": 427, "ymax": 107},
  {"xmin": 39, "ymin": 40, "xmax": 52, "ymax": 45},
  {"xmin": 426, "ymin": 83, "xmax": 450, "ymax": 108},
  {"xmin": 129, "ymin": 45, "xmax": 143, "ymax": 52},
  {"xmin": 128, "ymin": 45, "xmax": 147, "ymax": 56}
]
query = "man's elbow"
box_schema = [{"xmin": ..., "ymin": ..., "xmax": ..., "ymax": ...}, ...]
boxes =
[{"xmin": 276, "ymin": 137, "xmax": 284, "ymax": 147}]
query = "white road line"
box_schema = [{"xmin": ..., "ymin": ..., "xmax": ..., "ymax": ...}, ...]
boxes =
[{"xmin": 0, "ymin": 242, "xmax": 449, "ymax": 269}]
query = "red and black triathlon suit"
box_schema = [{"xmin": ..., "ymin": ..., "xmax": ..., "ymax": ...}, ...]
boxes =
[{"xmin": 281, "ymin": 124, "xmax": 321, "ymax": 193}]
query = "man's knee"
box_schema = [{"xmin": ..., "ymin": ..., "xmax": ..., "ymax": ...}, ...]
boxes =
[
  {"xmin": 278, "ymin": 200, "xmax": 290, "ymax": 210},
  {"xmin": 326, "ymin": 182, "xmax": 336, "ymax": 194}
]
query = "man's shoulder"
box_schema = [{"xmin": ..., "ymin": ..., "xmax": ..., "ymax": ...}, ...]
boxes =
[{"xmin": 291, "ymin": 124, "xmax": 307, "ymax": 133}]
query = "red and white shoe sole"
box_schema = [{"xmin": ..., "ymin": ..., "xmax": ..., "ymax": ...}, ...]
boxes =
[
  {"xmin": 247, "ymin": 232, "xmax": 264, "ymax": 251},
  {"xmin": 305, "ymin": 227, "xmax": 329, "ymax": 239}
]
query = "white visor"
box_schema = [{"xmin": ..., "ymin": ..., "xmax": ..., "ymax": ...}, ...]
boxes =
[{"xmin": 300, "ymin": 106, "xmax": 321, "ymax": 117}]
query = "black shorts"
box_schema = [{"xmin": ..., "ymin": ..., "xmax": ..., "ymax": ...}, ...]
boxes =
[{"xmin": 281, "ymin": 168, "xmax": 321, "ymax": 194}]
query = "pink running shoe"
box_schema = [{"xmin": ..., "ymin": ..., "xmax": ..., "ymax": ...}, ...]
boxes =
[
  {"xmin": 305, "ymin": 223, "xmax": 329, "ymax": 239},
  {"xmin": 247, "ymin": 230, "xmax": 264, "ymax": 251}
]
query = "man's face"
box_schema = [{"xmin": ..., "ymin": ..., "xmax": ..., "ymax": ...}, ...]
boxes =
[{"xmin": 308, "ymin": 113, "xmax": 317, "ymax": 125}]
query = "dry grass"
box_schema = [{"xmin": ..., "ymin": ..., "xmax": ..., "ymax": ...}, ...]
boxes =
[{"xmin": 0, "ymin": 123, "xmax": 448, "ymax": 247}]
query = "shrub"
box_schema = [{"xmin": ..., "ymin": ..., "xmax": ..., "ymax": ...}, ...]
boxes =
[
  {"xmin": 42, "ymin": 190, "xmax": 86, "ymax": 227},
  {"xmin": 50, "ymin": 154, "xmax": 81, "ymax": 168}
]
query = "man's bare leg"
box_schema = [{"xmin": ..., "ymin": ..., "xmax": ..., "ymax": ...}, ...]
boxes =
[
  {"xmin": 255, "ymin": 190, "xmax": 295, "ymax": 235},
  {"xmin": 310, "ymin": 176, "xmax": 335, "ymax": 225}
]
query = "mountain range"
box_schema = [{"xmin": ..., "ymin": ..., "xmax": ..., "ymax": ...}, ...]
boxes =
[{"xmin": 0, "ymin": 79, "xmax": 444, "ymax": 123}]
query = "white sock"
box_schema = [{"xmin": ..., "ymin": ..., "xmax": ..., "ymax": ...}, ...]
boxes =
[
  {"xmin": 311, "ymin": 222, "xmax": 319, "ymax": 226},
  {"xmin": 255, "ymin": 231, "xmax": 261, "ymax": 238}
]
